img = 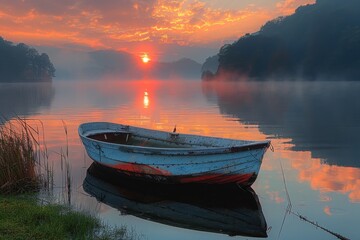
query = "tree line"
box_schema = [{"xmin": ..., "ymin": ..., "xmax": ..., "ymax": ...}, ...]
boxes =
[
  {"xmin": 203, "ymin": 0, "xmax": 360, "ymax": 81},
  {"xmin": 0, "ymin": 37, "xmax": 55, "ymax": 82}
]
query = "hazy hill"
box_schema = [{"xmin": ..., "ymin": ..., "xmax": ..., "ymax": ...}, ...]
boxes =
[
  {"xmin": 150, "ymin": 58, "xmax": 202, "ymax": 79},
  {"xmin": 40, "ymin": 47, "xmax": 201, "ymax": 80},
  {"xmin": 203, "ymin": 0, "xmax": 360, "ymax": 81},
  {"xmin": 88, "ymin": 52, "xmax": 201, "ymax": 79},
  {"xmin": 201, "ymin": 55, "xmax": 219, "ymax": 76},
  {"xmin": 87, "ymin": 50, "xmax": 139, "ymax": 78},
  {"xmin": 0, "ymin": 37, "xmax": 55, "ymax": 82}
]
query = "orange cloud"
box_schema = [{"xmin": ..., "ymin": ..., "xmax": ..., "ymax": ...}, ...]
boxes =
[
  {"xmin": 324, "ymin": 206, "xmax": 332, "ymax": 216},
  {"xmin": 280, "ymin": 150, "xmax": 360, "ymax": 203},
  {"xmin": 0, "ymin": 0, "xmax": 286, "ymax": 52},
  {"xmin": 276, "ymin": 0, "xmax": 315, "ymax": 15},
  {"xmin": 267, "ymin": 191, "xmax": 285, "ymax": 203}
]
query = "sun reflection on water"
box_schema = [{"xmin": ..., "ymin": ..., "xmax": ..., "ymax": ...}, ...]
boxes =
[{"xmin": 143, "ymin": 91, "xmax": 149, "ymax": 108}]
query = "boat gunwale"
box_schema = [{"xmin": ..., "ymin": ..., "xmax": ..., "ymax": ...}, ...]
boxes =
[{"xmin": 79, "ymin": 122, "xmax": 271, "ymax": 155}]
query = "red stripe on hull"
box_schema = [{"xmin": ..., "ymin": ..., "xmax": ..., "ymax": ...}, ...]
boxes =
[
  {"xmin": 96, "ymin": 163, "xmax": 257, "ymax": 186},
  {"xmin": 103, "ymin": 163, "xmax": 171, "ymax": 176},
  {"xmin": 179, "ymin": 173, "xmax": 255, "ymax": 186}
]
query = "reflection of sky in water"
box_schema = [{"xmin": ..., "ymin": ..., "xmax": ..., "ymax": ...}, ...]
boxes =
[
  {"xmin": 3, "ymin": 80, "xmax": 359, "ymax": 240},
  {"xmin": 203, "ymin": 81, "xmax": 360, "ymax": 167}
]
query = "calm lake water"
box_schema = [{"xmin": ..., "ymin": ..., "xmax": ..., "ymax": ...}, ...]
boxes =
[{"xmin": 1, "ymin": 79, "xmax": 360, "ymax": 240}]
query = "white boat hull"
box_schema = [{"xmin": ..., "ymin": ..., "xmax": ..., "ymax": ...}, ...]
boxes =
[{"xmin": 79, "ymin": 122, "xmax": 270, "ymax": 186}]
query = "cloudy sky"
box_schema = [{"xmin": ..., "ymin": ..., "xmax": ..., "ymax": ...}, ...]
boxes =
[{"xmin": 0, "ymin": 0, "xmax": 314, "ymax": 62}]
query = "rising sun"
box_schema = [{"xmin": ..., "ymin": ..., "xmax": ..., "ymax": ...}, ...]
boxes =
[{"xmin": 141, "ymin": 53, "xmax": 150, "ymax": 63}]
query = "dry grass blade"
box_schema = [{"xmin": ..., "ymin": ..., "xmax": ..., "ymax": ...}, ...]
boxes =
[
  {"xmin": 0, "ymin": 119, "xmax": 39, "ymax": 194},
  {"xmin": 0, "ymin": 117, "xmax": 53, "ymax": 194}
]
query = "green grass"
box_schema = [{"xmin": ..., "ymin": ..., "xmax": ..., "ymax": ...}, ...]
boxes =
[
  {"xmin": 0, "ymin": 195, "xmax": 130, "ymax": 240},
  {"xmin": 0, "ymin": 119, "xmax": 137, "ymax": 239}
]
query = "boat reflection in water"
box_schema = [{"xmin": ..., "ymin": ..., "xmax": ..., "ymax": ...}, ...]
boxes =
[{"xmin": 83, "ymin": 163, "xmax": 268, "ymax": 238}]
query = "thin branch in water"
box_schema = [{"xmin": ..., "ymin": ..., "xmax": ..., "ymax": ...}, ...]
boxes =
[
  {"xmin": 277, "ymin": 158, "xmax": 349, "ymax": 240},
  {"xmin": 277, "ymin": 159, "xmax": 292, "ymax": 240},
  {"xmin": 291, "ymin": 211, "xmax": 350, "ymax": 240},
  {"xmin": 279, "ymin": 159, "xmax": 292, "ymax": 208}
]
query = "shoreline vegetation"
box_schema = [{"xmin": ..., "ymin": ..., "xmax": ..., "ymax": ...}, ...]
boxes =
[
  {"xmin": 0, "ymin": 195, "xmax": 130, "ymax": 240},
  {"xmin": 202, "ymin": 0, "xmax": 360, "ymax": 81},
  {"xmin": 0, "ymin": 36, "xmax": 55, "ymax": 83},
  {"xmin": 0, "ymin": 118, "xmax": 43, "ymax": 194},
  {"xmin": 0, "ymin": 118, "xmax": 136, "ymax": 239}
]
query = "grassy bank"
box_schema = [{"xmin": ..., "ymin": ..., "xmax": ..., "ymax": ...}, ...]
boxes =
[
  {"xmin": 0, "ymin": 195, "xmax": 128, "ymax": 240},
  {"xmin": 0, "ymin": 120, "xmax": 136, "ymax": 239}
]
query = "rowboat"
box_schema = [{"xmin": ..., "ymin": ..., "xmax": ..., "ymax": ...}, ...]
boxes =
[
  {"xmin": 78, "ymin": 122, "xmax": 270, "ymax": 187},
  {"xmin": 83, "ymin": 163, "xmax": 268, "ymax": 237}
]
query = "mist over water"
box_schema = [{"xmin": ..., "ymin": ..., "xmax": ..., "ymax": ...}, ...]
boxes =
[
  {"xmin": 1, "ymin": 79, "xmax": 359, "ymax": 240},
  {"xmin": 202, "ymin": 80, "xmax": 360, "ymax": 167}
]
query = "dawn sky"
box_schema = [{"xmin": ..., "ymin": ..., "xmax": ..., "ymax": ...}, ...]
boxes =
[{"xmin": 0, "ymin": 0, "xmax": 314, "ymax": 61}]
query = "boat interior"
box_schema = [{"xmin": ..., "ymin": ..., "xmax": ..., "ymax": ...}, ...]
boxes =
[{"xmin": 88, "ymin": 132, "xmax": 195, "ymax": 148}]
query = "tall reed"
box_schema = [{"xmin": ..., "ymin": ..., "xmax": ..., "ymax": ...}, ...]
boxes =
[{"xmin": 0, "ymin": 118, "xmax": 41, "ymax": 194}]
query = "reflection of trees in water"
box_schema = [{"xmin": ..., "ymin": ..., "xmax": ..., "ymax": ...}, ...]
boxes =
[
  {"xmin": 202, "ymin": 81, "xmax": 360, "ymax": 167},
  {"xmin": 0, "ymin": 82, "xmax": 55, "ymax": 121}
]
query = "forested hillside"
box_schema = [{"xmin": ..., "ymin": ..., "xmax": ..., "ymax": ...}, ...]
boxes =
[
  {"xmin": 203, "ymin": 0, "xmax": 360, "ymax": 81},
  {"xmin": 0, "ymin": 37, "xmax": 55, "ymax": 82}
]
